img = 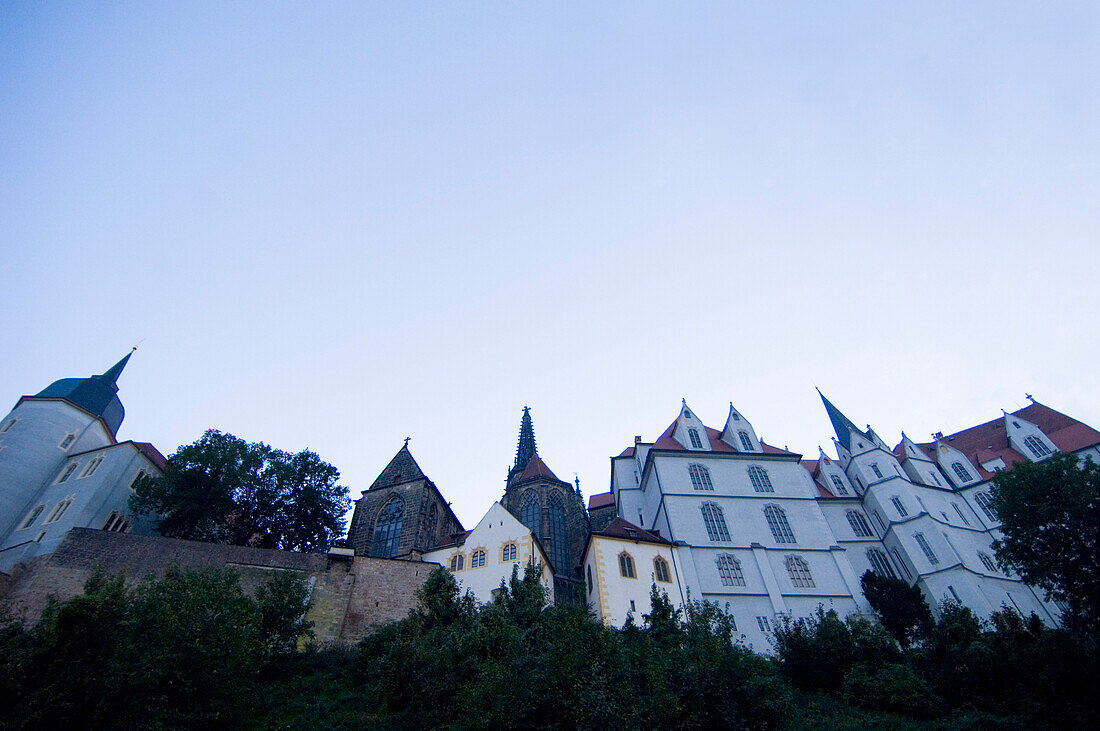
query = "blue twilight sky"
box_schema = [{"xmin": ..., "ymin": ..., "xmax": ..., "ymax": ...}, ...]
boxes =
[{"xmin": 2, "ymin": 3, "xmax": 1098, "ymax": 528}]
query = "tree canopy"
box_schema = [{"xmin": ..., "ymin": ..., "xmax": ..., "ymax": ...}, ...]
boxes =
[
  {"xmin": 990, "ymin": 452, "xmax": 1100, "ymax": 630},
  {"xmin": 130, "ymin": 429, "xmax": 351, "ymax": 552}
]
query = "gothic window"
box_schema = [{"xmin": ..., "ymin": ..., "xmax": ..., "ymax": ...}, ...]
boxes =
[
  {"xmin": 1024, "ymin": 435, "xmax": 1052, "ymax": 459},
  {"xmin": 58, "ymin": 433, "xmax": 76, "ymax": 450},
  {"xmin": 914, "ymin": 532, "xmax": 939, "ymax": 565},
  {"xmin": 55, "ymin": 463, "xmax": 78, "ymax": 484},
  {"xmin": 748, "ymin": 465, "xmax": 773, "ymax": 493},
  {"xmin": 979, "ymin": 551, "xmax": 998, "ymax": 572},
  {"xmin": 716, "ymin": 554, "xmax": 746, "ymax": 586},
  {"xmin": 785, "ymin": 555, "xmax": 815, "ymax": 587},
  {"xmin": 757, "ymin": 615, "xmax": 771, "ymax": 632},
  {"xmin": 688, "ymin": 463, "xmax": 713, "ymax": 490},
  {"xmin": 547, "ymin": 492, "xmax": 568, "ymax": 572},
  {"xmin": 975, "ymin": 492, "xmax": 998, "ymax": 522},
  {"xmin": 520, "ymin": 490, "xmax": 540, "ymax": 535},
  {"xmin": 891, "ymin": 496, "xmax": 908, "ymax": 518},
  {"xmin": 371, "ymin": 498, "xmax": 404, "ymax": 558},
  {"xmin": 129, "ymin": 470, "xmax": 148, "ymax": 491},
  {"xmin": 866, "ymin": 548, "xmax": 896, "ymax": 579},
  {"xmin": 653, "ymin": 556, "xmax": 671, "ymax": 583},
  {"xmin": 870, "ymin": 463, "xmax": 883, "ymax": 479},
  {"xmin": 951, "ymin": 461, "xmax": 974, "ymax": 483},
  {"xmin": 892, "ymin": 548, "xmax": 913, "ymax": 580},
  {"xmin": 930, "ymin": 472, "xmax": 942, "ymax": 487},
  {"xmin": 731, "ymin": 412, "xmax": 740, "ymax": 421},
  {"xmin": 18, "ymin": 505, "xmax": 45, "ymax": 530},
  {"xmin": 450, "ymin": 554, "xmax": 464, "ymax": 572},
  {"xmin": 846, "ymin": 510, "xmax": 874, "ymax": 538},
  {"xmin": 688, "ymin": 428, "xmax": 703, "ymax": 449},
  {"xmin": 471, "ymin": 549, "xmax": 486, "ymax": 568},
  {"xmin": 501, "ymin": 542, "xmax": 517, "ymax": 562},
  {"xmin": 701, "ymin": 502, "xmax": 731, "ymax": 541},
  {"xmin": 102, "ymin": 512, "xmax": 130, "ymax": 533},
  {"xmin": 831, "ymin": 475, "xmax": 849, "ymax": 495},
  {"xmin": 619, "ymin": 552, "xmax": 636, "ymax": 578},
  {"xmin": 764, "ymin": 504, "xmax": 796, "ymax": 544},
  {"xmin": 739, "ymin": 430, "xmax": 753, "ymax": 450},
  {"xmin": 79, "ymin": 456, "xmax": 104, "ymax": 478},
  {"xmin": 44, "ymin": 499, "xmax": 73, "ymax": 524},
  {"xmin": 952, "ymin": 503, "xmax": 971, "ymax": 526}
]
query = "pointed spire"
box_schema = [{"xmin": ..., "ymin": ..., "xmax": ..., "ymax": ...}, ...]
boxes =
[
  {"xmin": 514, "ymin": 406, "xmax": 537, "ymax": 470},
  {"xmin": 818, "ymin": 388, "xmax": 861, "ymax": 450},
  {"xmin": 97, "ymin": 348, "xmax": 136, "ymax": 391}
]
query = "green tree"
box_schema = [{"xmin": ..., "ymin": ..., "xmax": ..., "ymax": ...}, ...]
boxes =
[
  {"xmin": 989, "ymin": 452, "xmax": 1100, "ymax": 630},
  {"xmin": 130, "ymin": 429, "xmax": 351, "ymax": 552},
  {"xmin": 859, "ymin": 570, "xmax": 934, "ymax": 647}
]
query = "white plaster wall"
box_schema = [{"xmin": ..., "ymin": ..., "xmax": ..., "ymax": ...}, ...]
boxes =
[{"xmin": 585, "ymin": 535, "xmax": 682, "ymax": 627}]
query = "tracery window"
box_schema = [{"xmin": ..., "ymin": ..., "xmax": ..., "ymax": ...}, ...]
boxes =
[
  {"xmin": 866, "ymin": 548, "xmax": 896, "ymax": 578},
  {"xmin": 520, "ymin": 490, "xmax": 540, "ymax": 535},
  {"xmin": 764, "ymin": 504, "xmax": 796, "ymax": 544},
  {"xmin": 831, "ymin": 475, "xmax": 849, "ymax": 495},
  {"xmin": 974, "ymin": 492, "xmax": 998, "ymax": 522},
  {"xmin": 701, "ymin": 502, "xmax": 731, "ymax": 541},
  {"xmin": 738, "ymin": 431, "xmax": 753, "ymax": 451},
  {"xmin": 547, "ymin": 492, "xmax": 568, "ymax": 572},
  {"xmin": 716, "ymin": 554, "xmax": 746, "ymax": 586},
  {"xmin": 914, "ymin": 532, "xmax": 939, "ymax": 565},
  {"xmin": 785, "ymin": 555, "xmax": 815, "ymax": 587},
  {"xmin": 688, "ymin": 428, "xmax": 703, "ymax": 449},
  {"xmin": 1024, "ymin": 435, "xmax": 1052, "ymax": 459},
  {"xmin": 891, "ymin": 496, "xmax": 908, "ymax": 518},
  {"xmin": 653, "ymin": 556, "xmax": 671, "ymax": 583},
  {"xmin": 846, "ymin": 510, "xmax": 874, "ymax": 538},
  {"xmin": 619, "ymin": 552, "xmax": 636, "ymax": 578},
  {"xmin": 748, "ymin": 465, "xmax": 773, "ymax": 493},
  {"xmin": 951, "ymin": 461, "xmax": 974, "ymax": 483},
  {"xmin": 371, "ymin": 498, "xmax": 404, "ymax": 558},
  {"xmin": 688, "ymin": 463, "xmax": 713, "ymax": 491}
]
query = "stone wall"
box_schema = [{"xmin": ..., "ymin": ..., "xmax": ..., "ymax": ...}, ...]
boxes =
[
  {"xmin": 0, "ymin": 528, "xmax": 438, "ymax": 644},
  {"xmin": 348, "ymin": 479, "xmax": 461, "ymax": 557}
]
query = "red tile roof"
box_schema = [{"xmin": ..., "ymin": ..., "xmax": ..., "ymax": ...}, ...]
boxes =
[
  {"xmin": 588, "ymin": 492, "xmax": 615, "ymax": 510},
  {"xmin": 133, "ymin": 442, "xmax": 168, "ymax": 470},
  {"xmin": 637, "ymin": 419, "xmax": 800, "ymax": 458},
  {"xmin": 592, "ymin": 517, "xmax": 670, "ymax": 545},
  {"xmin": 516, "ymin": 453, "xmax": 564, "ymax": 483},
  {"xmin": 616, "ymin": 447, "xmax": 635, "ymax": 458}
]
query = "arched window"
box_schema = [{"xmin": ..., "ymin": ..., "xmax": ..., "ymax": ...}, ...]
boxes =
[
  {"xmin": 520, "ymin": 490, "xmax": 540, "ymax": 534},
  {"xmin": 619, "ymin": 552, "xmax": 636, "ymax": 578},
  {"xmin": 914, "ymin": 532, "xmax": 939, "ymax": 565},
  {"xmin": 951, "ymin": 462, "xmax": 974, "ymax": 483},
  {"xmin": 425, "ymin": 502, "xmax": 438, "ymax": 542},
  {"xmin": 763, "ymin": 505, "xmax": 796, "ymax": 544},
  {"xmin": 701, "ymin": 502, "xmax": 731, "ymax": 541},
  {"xmin": 846, "ymin": 510, "xmax": 874, "ymax": 538},
  {"xmin": 830, "ymin": 475, "xmax": 849, "ymax": 495},
  {"xmin": 45, "ymin": 498, "xmax": 73, "ymax": 524},
  {"xmin": 952, "ymin": 503, "xmax": 971, "ymax": 526},
  {"xmin": 866, "ymin": 548, "xmax": 896, "ymax": 578},
  {"xmin": 974, "ymin": 492, "xmax": 998, "ymax": 522},
  {"xmin": 891, "ymin": 548, "xmax": 913, "ymax": 580},
  {"xmin": 738, "ymin": 431, "xmax": 753, "ymax": 451},
  {"xmin": 653, "ymin": 556, "xmax": 671, "ymax": 583},
  {"xmin": 716, "ymin": 554, "xmax": 746, "ymax": 586},
  {"xmin": 890, "ymin": 496, "xmax": 908, "ymax": 518},
  {"xmin": 55, "ymin": 463, "xmax": 78, "ymax": 484},
  {"xmin": 372, "ymin": 498, "xmax": 404, "ymax": 558},
  {"xmin": 1024, "ymin": 435, "xmax": 1052, "ymax": 459},
  {"xmin": 785, "ymin": 555, "xmax": 815, "ymax": 587},
  {"xmin": 688, "ymin": 428, "xmax": 703, "ymax": 449},
  {"xmin": 450, "ymin": 553, "xmax": 464, "ymax": 571},
  {"xmin": 688, "ymin": 463, "xmax": 713, "ymax": 490},
  {"xmin": 501, "ymin": 542, "xmax": 517, "ymax": 562},
  {"xmin": 18, "ymin": 505, "xmax": 45, "ymax": 530},
  {"xmin": 547, "ymin": 492, "xmax": 569, "ymax": 572},
  {"xmin": 979, "ymin": 551, "xmax": 998, "ymax": 572},
  {"xmin": 748, "ymin": 465, "xmax": 773, "ymax": 493},
  {"xmin": 471, "ymin": 549, "xmax": 486, "ymax": 568}
]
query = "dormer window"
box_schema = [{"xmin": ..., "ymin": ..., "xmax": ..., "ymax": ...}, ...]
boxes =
[
  {"xmin": 1012, "ymin": 421, "xmax": 1020, "ymax": 429},
  {"xmin": 738, "ymin": 431, "xmax": 753, "ymax": 451},
  {"xmin": 830, "ymin": 475, "xmax": 848, "ymax": 495},
  {"xmin": 684, "ymin": 410, "xmax": 692, "ymax": 419},
  {"xmin": 951, "ymin": 462, "xmax": 974, "ymax": 483},
  {"xmin": 731, "ymin": 412, "xmax": 740, "ymax": 421},
  {"xmin": 688, "ymin": 428, "xmax": 703, "ymax": 449},
  {"xmin": 1023, "ymin": 435, "xmax": 1052, "ymax": 459}
]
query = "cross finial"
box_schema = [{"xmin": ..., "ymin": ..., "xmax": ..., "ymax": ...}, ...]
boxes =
[
  {"xmin": 403, "ymin": 436, "xmax": 410, "ymax": 447},
  {"xmin": 1025, "ymin": 393, "xmax": 1034, "ymax": 402}
]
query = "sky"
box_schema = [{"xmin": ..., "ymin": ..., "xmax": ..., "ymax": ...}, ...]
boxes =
[{"xmin": 2, "ymin": 2, "xmax": 1098, "ymax": 529}]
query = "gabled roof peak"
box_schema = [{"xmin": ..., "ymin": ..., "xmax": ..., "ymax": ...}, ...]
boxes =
[{"xmin": 368, "ymin": 442, "xmax": 428, "ymax": 491}]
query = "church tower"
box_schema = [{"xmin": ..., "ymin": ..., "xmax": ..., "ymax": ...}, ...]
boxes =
[{"xmin": 501, "ymin": 407, "xmax": 590, "ymax": 603}]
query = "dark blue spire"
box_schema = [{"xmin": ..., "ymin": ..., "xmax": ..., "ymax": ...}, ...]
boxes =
[
  {"xmin": 818, "ymin": 389, "xmax": 861, "ymax": 450},
  {"xmin": 31, "ymin": 350, "xmax": 136, "ymax": 436},
  {"xmin": 514, "ymin": 406, "xmax": 537, "ymax": 470}
]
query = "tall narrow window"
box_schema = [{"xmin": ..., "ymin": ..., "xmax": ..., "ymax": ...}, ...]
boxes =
[
  {"xmin": 757, "ymin": 616, "xmax": 771, "ymax": 632},
  {"xmin": 688, "ymin": 428, "xmax": 703, "ymax": 449},
  {"xmin": 914, "ymin": 532, "xmax": 939, "ymax": 565},
  {"xmin": 738, "ymin": 431, "xmax": 753, "ymax": 450},
  {"xmin": 866, "ymin": 548, "xmax": 896, "ymax": 578},
  {"xmin": 520, "ymin": 490, "xmax": 540, "ymax": 535},
  {"xmin": 952, "ymin": 503, "xmax": 971, "ymax": 526},
  {"xmin": 55, "ymin": 463, "xmax": 78, "ymax": 484},
  {"xmin": 930, "ymin": 472, "xmax": 942, "ymax": 487},
  {"xmin": 975, "ymin": 492, "xmax": 998, "ymax": 522},
  {"xmin": 688, "ymin": 464, "xmax": 713, "ymax": 490},
  {"xmin": 470, "ymin": 549, "xmax": 486, "ymax": 568},
  {"xmin": 701, "ymin": 502, "xmax": 731, "ymax": 541},
  {"xmin": 44, "ymin": 499, "xmax": 73, "ymax": 524},
  {"xmin": 764, "ymin": 505, "xmax": 796, "ymax": 544},
  {"xmin": 748, "ymin": 465, "xmax": 773, "ymax": 493},
  {"xmin": 102, "ymin": 512, "xmax": 130, "ymax": 533},
  {"xmin": 830, "ymin": 475, "xmax": 849, "ymax": 495},
  {"xmin": 450, "ymin": 554, "xmax": 464, "ymax": 571},
  {"xmin": 785, "ymin": 555, "xmax": 815, "ymax": 587},
  {"xmin": 978, "ymin": 551, "xmax": 998, "ymax": 572},
  {"xmin": 502, "ymin": 543, "xmax": 517, "ymax": 562},
  {"xmin": 79, "ymin": 456, "xmax": 103, "ymax": 478},
  {"xmin": 891, "ymin": 496, "xmax": 908, "ymax": 518},
  {"xmin": 547, "ymin": 493, "xmax": 569, "ymax": 572},
  {"xmin": 586, "ymin": 565, "xmax": 593, "ymax": 593},
  {"xmin": 846, "ymin": 510, "xmax": 874, "ymax": 538},
  {"xmin": 716, "ymin": 554, "xmax": 746, "ymax": 586},
  {"xmin": 19, "ymin": 505, "xmax": 45, "ymax": 530},
  {"xmin": 951, "ymin": 462, "xmax": 974, "ymax": 483},
  {"xmin": 892, "ymin": 548, "xmax": 912, "ymax": 580},
  {"xmin": 0, "ymin": 419, "xmax": 15, "ymax": 432},
  {"xmin": 1023, "ymin": 435, "xmax": 1052, "ymax": 459},
  {"xmin": 869, "ymin": 463, "xmax": 883, "ymax": 479},
  {"xmin": 371, "ymin": 498, "xmax": 404, "ymax": 558},
  {"xmin": 130, "ymin": 470, "xmax": 148, "ymax": 491},
  {"xmin": 653, "ymin": 557, "xmax": 671, "ymax": 583},
  {"xmin": 619, "ymin": 552, "xmax": 636, "ymax": 578}
]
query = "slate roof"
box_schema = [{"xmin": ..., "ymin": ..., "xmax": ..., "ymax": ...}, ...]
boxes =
[
  {"xmin": 29, "ymin": 352, "xmax": 133, "ymax": 436},
  {"xmin": 591, "ymin": 517, "xmax": 670, "ymax": 545},
  {"xmin": 587, "ymin": 492, "xmax": 615, "ymax": 510}
]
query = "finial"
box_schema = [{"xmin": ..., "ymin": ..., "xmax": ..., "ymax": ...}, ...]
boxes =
[
  {"xmin": 403, "ymin": 436, "xmax": 410, "ymax": 447},
  {"xmin": 1025, "ymin": 393, "xmax": 1034, "ymax": 402}
]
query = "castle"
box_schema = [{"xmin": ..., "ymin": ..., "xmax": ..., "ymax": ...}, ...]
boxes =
[{"xmin": 2, "ymin": 354, "xmax": 1098, "ymax": 648}]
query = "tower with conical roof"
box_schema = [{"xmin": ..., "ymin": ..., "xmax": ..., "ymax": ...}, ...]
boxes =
[
  {"xmin": 0, "ymin": 351, "xmax": 166, "ymax": 571},
  {"xmin": 501, "ymin": 407, "xmax": 590, "ymax": 604}
]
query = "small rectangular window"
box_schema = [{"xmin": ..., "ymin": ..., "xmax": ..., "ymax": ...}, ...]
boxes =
[
  {"xmin": 870, "ymin": 464, "xmax": 883, "ymax": 479},
  {"xmin": 58, "ymin": 433, "xmax": 76, "ymax": 450},
  {"xmin": 948, "ymin": 585, "xmax": 961, "ymax": 603},
  {"xmin": 629, "ymin": 600, "xmax": 636, "ymax": 612}
]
